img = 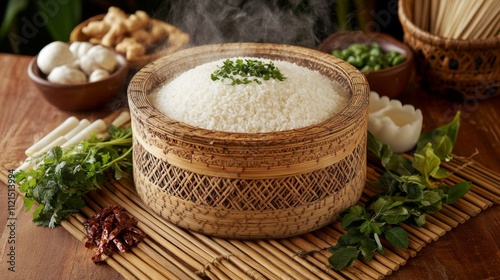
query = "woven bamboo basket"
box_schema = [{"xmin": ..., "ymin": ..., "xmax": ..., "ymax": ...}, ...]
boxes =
[
  {"xmin": 128, "ymin": 43, "xmax": 369, "ymax": 239},
  {"xmin": 398, "ymin": 0, "xmax": 500, "ymax": 99}
]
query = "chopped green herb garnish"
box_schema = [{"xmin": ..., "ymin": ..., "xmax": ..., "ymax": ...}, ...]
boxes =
[{"xmin": 210, "ymin": 59, "xmax": 286, "ymax": 85}]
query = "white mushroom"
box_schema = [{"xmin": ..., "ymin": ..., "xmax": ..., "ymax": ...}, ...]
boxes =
[
  {"xmin": 79, "ymin": 45, "xmax": 118, "ymax": 75},
  {"xmin": 79, "ymin": 55, "xmax": 99, "ymax": 75},
  {"xmin": 89, "ymin": 69, "xmax": 110, "ymax": 82},
  {"xmin": 37, "ymin": 41, "xmax": 76, "ymax": 75},
  {"xmin": 69, "ymin": 41, "xmax": 94, "ymax": 58},
  {"xmin": 86, "ymin": 45, "xmax": 118, "ymax": 72},
  {"xmin": 47, "ymin": 65, "xmax": 87, "ymax": 84}
]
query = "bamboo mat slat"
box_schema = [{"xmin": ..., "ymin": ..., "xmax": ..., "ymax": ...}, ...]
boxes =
[{"xmin": 2, "ymin": 133, "xmax": 499, "ymax": 280}]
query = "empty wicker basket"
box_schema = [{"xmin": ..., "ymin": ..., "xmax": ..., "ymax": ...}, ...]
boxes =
[{"xmin": 128, "ymin": 43, "xmax": 369, "ymax": 239}]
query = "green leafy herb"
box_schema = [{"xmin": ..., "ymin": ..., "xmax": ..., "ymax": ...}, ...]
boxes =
[
  {"xmin": 15, "ymin": 126, "xmax": 133, "ymax": 228},
  {"xmin": 327, "ymin": 111, "xmax": 471, "ymax": 270},
  {"xmin": 210, "ymin": 59, "xmax": 287, "ymax": 85}
]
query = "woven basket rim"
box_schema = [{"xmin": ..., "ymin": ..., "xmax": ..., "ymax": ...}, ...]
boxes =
[
  {"xmin": 128, "ymin": 42, "xmax": 369, "ymax": 146},
  {"xmin": 398, "ymin": 0, "xmax": 500, "ymax": 50}
]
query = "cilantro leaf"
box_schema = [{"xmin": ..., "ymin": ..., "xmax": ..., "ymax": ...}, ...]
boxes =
[{"xmin": 15, "ymin": 125, "xmax": 133, "ymax": 228}]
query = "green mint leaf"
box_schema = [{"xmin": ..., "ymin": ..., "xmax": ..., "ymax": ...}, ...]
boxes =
[
  {"xmin": 413, "ymin": 212, "xmax": 427, "ymax": 227},
  {"xmin": 346, "ymin": 204, "xmax": 365, "ymax": 216},
  {"xmin": 445, "ymin": 181, "xmax": 471, "ymax": 204},
  {"xmin": 419, "ymin": 191, "xmax": 443, "ymax": 213},
  {"xmin": 416, "ymin": 111, "xmax": 460, "ymax": 160},
  {"xmin": 381, "ymin": 213, "xmax": 410, "ymax": 224},
  {"xmin": 360, "ymin": 221, "xmax": 373, "ymax": 234},
  {"xmin": 359, "ymin": 238, "xmax": 377, "ymax": 261},
  {"xmin": 326, "ymin": 112, "xmax": 470, "ymax": 271},
  {"xmin": 371, "ymin": 222, "xmax": 384, "ymax": 235},
  {"xmin": 380, "ymin": 206, "xmax": 410, "ymax": 224},
  {"xmin": 373, "ymin": 197, "xmax": 403, "ymax": 214},
  {"xmin": 420, "ymin": 190, "xmax": 442, "ymax": 206},
  {"xmin": 373, "ymin": 197, "xmax": 390, "ymax": 213},
  {"xmin": 336, "ymin": 229, "xmax": 364, "ymax": 246},
  {"xmin": 341, "ymin": 213, "xmax": 365, "ymax": 229},
  {"xmin": 404, "ymin": 182, "xmax": 424, "ymax": 201},
  {"xmin": 367, "ymin": 132, "xmax": 414, "ymax": 175},
  {"xmin": 432, "ymin": 167, "xmax": 449, "ymax": 179},
  {"xmin": 328, "ymin": 246, "xmax": 360, "ymax": 271},
  {"xmin": 412, "ymin": 142, "xmax": 441, "ymax": 183},
  {"xmin": 367, "ymin": 132, "xmax": 384, "ymax": 158},
  {"xmin": 385, "ymin": 226, "xmax": 409, "ymax": 248}
]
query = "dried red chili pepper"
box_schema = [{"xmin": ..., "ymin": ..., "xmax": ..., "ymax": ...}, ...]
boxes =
[{"xmin": 84, "ymin": 205, "xmax": 146, "ymax": 263}]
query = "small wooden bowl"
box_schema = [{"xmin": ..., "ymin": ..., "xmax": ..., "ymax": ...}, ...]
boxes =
[
  {"xmin": 27, "ymin": 52, "xmax": 128, "ymax": 111},
  {"xmin": 128, "ymin": 42, "xmax": 370, "ymax": 239},
  {"xmin": 70, "ymin": 14, "xmax": 189, "ymax": 70},
  {"xmin": 318, "ymin": 31, "xmax": 414, "ymax": 99}
]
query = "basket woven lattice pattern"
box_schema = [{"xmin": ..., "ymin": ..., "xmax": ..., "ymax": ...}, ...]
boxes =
[
  {"xmin": 399, "ymin": 0, "xmax": 500, "ymax": 99},
  {"xmin": 134, "ymin": 138, "xmax": 366, "ymax": 211}
]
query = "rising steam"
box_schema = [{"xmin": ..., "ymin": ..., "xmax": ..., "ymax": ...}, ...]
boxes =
[{"xmin": 154, "ymin": 0, "xmax": 334, "ymax": 48}]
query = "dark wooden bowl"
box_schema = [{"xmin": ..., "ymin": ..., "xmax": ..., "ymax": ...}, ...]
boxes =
[
  {"xmin": 318, "ymin": 31, "xmax": 414, "ymax": 98},
  {"xmin": 27, "ymin": 51, "xmax": 128, "ymax": 111}
]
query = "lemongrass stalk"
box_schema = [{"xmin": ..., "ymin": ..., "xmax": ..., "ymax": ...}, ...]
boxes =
[
  {"xmin": 61, "ymin": 119, "xmax": 106, "ymax": 148},
  {"xmin": 111, "ymin": 111, "xmax": 131, "ymax": 128},
  {"xmin": 25, "ymin": 116, "xmax": 79, "ymax": 156}
]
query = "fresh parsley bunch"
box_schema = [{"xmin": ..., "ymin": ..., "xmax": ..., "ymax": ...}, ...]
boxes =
[
  {"xmin": 15, "ymin": 126, "xmax": 133, "ymax": 228},
  {"xmin": 327, "ymin": 112, "xmax": 471, "ymax": 270}
]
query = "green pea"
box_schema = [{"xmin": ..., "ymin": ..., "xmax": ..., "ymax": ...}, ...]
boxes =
[
  {"xmin": 352, "ymin": 47, "xmax": 366, "ymax": 56},
  {"xmin": 347, "ymin": 55, "xmax": 363, "ymax": 68},
  {"xmin": 361, "ymin": 65, "xmax": 373, "ymax": 72},
  {"xmin": 369, "ymin": 47, "xmax": 382, "ymax": 57},
  {"xmin": 332, "ymin": 42, "xmax": 405, "ymax": 71},
  {"xmin": 368, "ymin": 55, "xmax": 381, "ymax": 66},
  {"xmin": 385, "ymin": 50, "xmax": 398, "ymax": 59},
  {"xmin": 341, "ymin": 48, "xmax": 352, "ymax": 58},
  {"xmin": 391, "ymin": 55, "xmax": 406, "ymax": 66},
  {"xmin": 332, "ymin": 49, "xmax": 343, "ymax": 59},
  {"xmin": 360, "ymin": 52, "xmax": 371, "ymax": 64},
  {"xmin": 350, "ymin": 43, "xmax": 369, "ymax": 51}
]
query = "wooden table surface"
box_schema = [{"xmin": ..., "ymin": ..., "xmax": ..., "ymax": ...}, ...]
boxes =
[{"xmin": 0, "ymin": 53, "xmax": 498, "ymax": 280}]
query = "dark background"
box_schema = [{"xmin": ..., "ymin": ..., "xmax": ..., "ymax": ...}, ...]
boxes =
[{"xmin": 0, "ymin": 0, "xmax": 403, "ymax": 55}]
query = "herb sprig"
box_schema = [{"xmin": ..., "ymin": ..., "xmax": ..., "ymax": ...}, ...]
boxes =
[
  {"xmin": 210, "ymin": 59, "xmax": 286, "ymax": 85},
  {"xmin": 15, "ymin": 125, "xmax": 133, "ymax": 228},
  {"xmin": 326, "ymin": 112, "xmax": 471, "ymax": 270}
]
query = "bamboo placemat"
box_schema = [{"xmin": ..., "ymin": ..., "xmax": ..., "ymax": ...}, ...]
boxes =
[{"xmin": 2, "ymin": 155, "xmax": 498, "ymax": 280}]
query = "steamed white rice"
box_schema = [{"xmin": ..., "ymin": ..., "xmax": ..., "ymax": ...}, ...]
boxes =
[{"xmin": 149, "ymin": 57, "xmax": 349, "ymax": 133}]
